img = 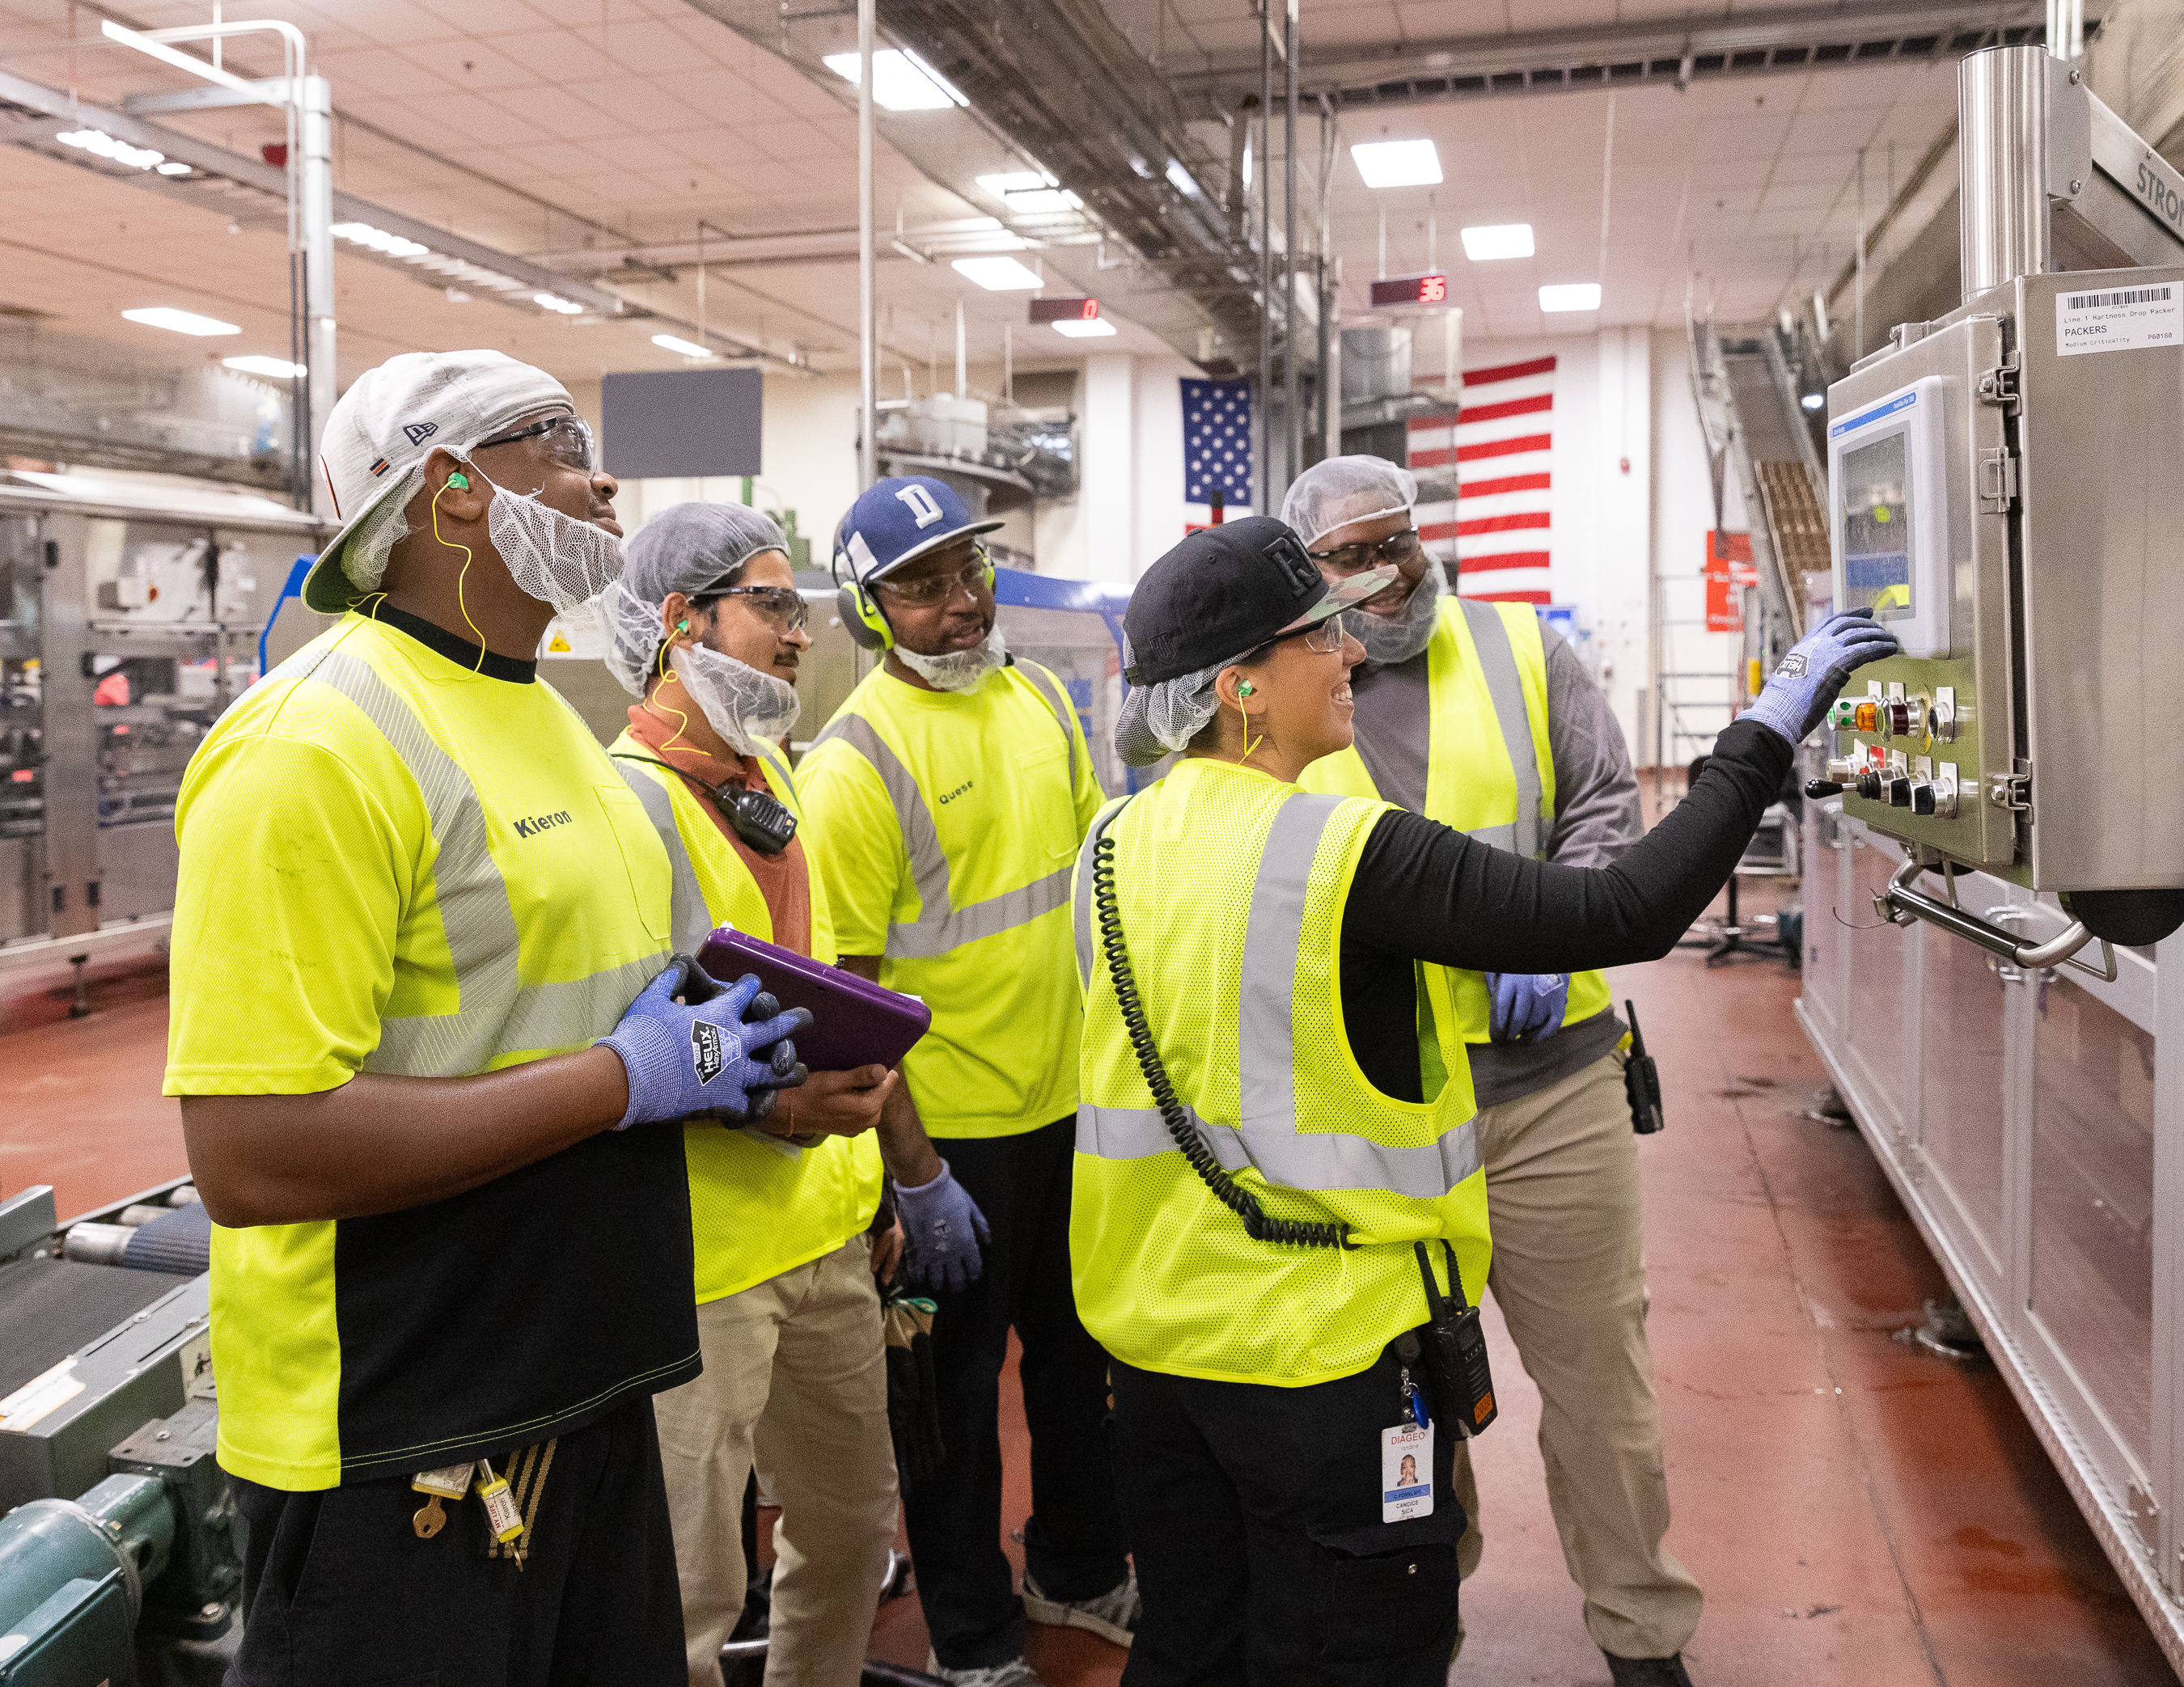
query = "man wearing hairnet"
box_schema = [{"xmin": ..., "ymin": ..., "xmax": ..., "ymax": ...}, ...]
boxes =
[
  {"xmin": 600, "ymin": 504, "xmax": 921, "ymax": 1686},
  {"xmin": 1285, "ymin": 456, "xmax": 1704, "ymax": 1687}
]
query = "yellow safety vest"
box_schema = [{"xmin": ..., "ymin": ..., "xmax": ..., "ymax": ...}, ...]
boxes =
[
  {"xmin": 1069, "ymin": 757, "xmax": 1492, "ymax": 1388},
  {"xmin": 612, "ymin": 732, "xmax": 885, "ymax": 1305},
  {"xmin": 1298, "ymin": 597, "xmax": 1615, "ymax": 1056}
]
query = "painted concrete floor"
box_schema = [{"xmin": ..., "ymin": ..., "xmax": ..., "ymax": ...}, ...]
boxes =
[{"xmin": 2, "ymin": 908, "xmax": 2176, "ymax": 1685}]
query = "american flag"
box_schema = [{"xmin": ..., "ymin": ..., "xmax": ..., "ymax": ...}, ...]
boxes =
[
  {"xmin": 1407, "ymin": 353, "xmax": 1555, "ymax": 604},
  {"xmin": 1182, "ymin": 378, "xmax": 1252, "ymax": 530}
]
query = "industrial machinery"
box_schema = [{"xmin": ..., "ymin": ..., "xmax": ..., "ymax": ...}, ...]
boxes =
[
  {"xmin": 1800, "ymin": 40, "xmax": 2184, "ymax": 1671},
  {"xmin": 0, "ymin": 470, "xmax": 325, "ymax": 1013},
  {"xmin": 0, "ymin": 1181, "xmax": 235, "ymax": 1686}
]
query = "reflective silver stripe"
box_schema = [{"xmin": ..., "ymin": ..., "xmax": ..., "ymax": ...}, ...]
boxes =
[
  {"xmin": 1076, "ymin": 1101, "xmax": 1479, "ymax": 1201},
  {"xmin": 616, "ymin": 763, "xmax": 713, "ymax": 953},
  {"xmin": 1082, "ymin": 788, "xmax": 1479, "ymax": 1195},
  {"xmin": 1464, "ymin": 821, "xmax": 1518, "ymax": 853},
  {"xmin": 302, "ymin": 646, "xmax": 656, "ymax": 1077},
  {"xmin": 1073, "ymin": 797, "xmax": 1132, "ymax": 990},
  {"xmin": 888, "ymin": 864, "xmax": 1073, "ymax": 959},
  {"xmin": 1236, "ymin": 795, "xmax": 1343, "ymax": 1132},
  {"xmin": 1019, "ymin": 662, "xmax": 1080, "ymax": 792},
  {"xmin": 811, "ymin": 707, "xmax": 1075, "ymax": 961},
  {"xmin": 1458, "ymin": 598, "xmax": 1544, "ymax": 858}
]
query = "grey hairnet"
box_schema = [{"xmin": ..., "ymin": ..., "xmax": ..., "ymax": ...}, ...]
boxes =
[
  {"xmin": 1280, "ymin": 455, "xmax": 1418, "ymax": 548},
  {"xmin": 339, "ymin": 466, "xmax": 423, "ymax": 595},
  {"xmin": 1115, "ymin": 653, "xmax": 1234, "ymax": 767},
  {"xmin": 602, "ymin": 501, "xmax": 790, "ymax": 697}
]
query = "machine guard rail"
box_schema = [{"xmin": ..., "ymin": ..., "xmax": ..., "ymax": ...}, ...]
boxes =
[{"xmin": 1876, "ymin": 856, "xmax": 2116, "ymax": 980}]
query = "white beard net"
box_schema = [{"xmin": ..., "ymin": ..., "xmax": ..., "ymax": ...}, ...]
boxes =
[
  {"xmin": 480, "ymin": 471, "xmax": 624, "ymax": 613},
  {"xmin": 598, "ymin": 579, "xmax": 667, "ymax": 698},
  {"xmin": 338, "ymin": 466, "xmax": 424, "ymax": 597},
  {"xmin": 896, "ymin": 622, "xmax": 1008, "ymax": 693},
  {"xmin": 671, "ymin": 641, "xmax": 801, "ymax": 758},
  {"xmin": 1352, "ymin": 560, "xmax": 1447, "ymax": 666}
]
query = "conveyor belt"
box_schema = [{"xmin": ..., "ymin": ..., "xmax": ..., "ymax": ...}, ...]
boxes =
[{"xmin": 0, "ymin": 1257, "xmax": 179, "ymax": 1398}]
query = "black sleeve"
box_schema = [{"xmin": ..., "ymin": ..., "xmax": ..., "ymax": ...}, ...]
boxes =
[{"xmin": 1341, "ymin": 719, "xmax": 1792, "ymax": 973}]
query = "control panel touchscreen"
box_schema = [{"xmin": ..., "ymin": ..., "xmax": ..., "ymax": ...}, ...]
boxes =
[{"xmin": 1839, "ymin": 432, "xmax": 1913, "ymax": 621}]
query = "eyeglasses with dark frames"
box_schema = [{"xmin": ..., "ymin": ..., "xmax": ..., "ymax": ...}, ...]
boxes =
[{"xmin": 1305, "ymin": 528, "xmax": 1423, "ymax": 575}]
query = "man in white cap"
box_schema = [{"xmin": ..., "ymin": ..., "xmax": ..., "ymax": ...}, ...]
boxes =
[
  {"xmin": 166, "ymin": 350, "xmax": 808, "ymax": 1685},
  {"xmin": 1284, "ymin": 456, "xmax": 1704, "ymax": 1687}
]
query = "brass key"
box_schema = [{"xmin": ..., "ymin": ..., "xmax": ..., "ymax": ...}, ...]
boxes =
[{"xmin": 413, "ymin": 1492, "xmax": 448, "ymax": 1538}]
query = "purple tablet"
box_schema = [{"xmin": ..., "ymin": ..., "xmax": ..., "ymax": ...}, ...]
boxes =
[{"xmin": 695, "ymin": 926, "xmax": 932, "ymax": 1074}]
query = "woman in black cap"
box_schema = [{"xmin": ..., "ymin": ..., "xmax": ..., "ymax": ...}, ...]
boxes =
[{"xmin": 1069, "ymin": 515, "xmax": 1894, "ymax": 1687}]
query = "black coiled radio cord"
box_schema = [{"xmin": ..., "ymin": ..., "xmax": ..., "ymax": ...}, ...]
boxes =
[{"xmin": 1090, "ymin": 830, "xmax": 1354, "ymax": 1251}]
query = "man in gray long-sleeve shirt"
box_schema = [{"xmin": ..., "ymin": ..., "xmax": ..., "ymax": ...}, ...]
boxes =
[{"xmin": 1286, "ymin": 458, "xmax": 1704, "ymax": 1687}]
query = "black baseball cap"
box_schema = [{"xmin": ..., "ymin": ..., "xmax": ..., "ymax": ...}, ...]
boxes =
[{"xmin": 1122, "ymin": 516, "xmax": 1397, "ymax": 684}]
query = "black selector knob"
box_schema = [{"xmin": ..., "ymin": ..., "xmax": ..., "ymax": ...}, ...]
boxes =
[
  {"xmin": 1856, "ymin": 772, "xmax": 1883, "ymax": 801},
  {"xmin": 1888, "ymin": 778, "xmax": 1913, "ymax": 807},
  {"xmin": 1911, "ymin": 783, "xmax": 1936, "ymax": 816},
  {"xmin": 1805, "ymin": 778, "xmax": 1844, "ymax": 798}
]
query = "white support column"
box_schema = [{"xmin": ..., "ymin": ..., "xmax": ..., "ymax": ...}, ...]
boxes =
[
  {"xmin": 1081, "ymin": 353, "xmax": 1136, "ymax": 582},
  {"xmin": 1596, "ymin": 324, "xmax": 1653, "ymax": 758},
  {"xmin": 300, "ymin": 74, "xmax": 334, "ymax": 514}
]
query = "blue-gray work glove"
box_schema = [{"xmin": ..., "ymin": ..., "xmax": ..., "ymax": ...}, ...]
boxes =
[
  {"xmin": 1487, "ymin": 972, "xmax": 1567, "ymax": 1043},
  {"xmin": 599, "ymin": 958, "xmax": 811, "ymax": 1129},
  {"xmin": 1742, "ymin": 609, "xmax": 1902, "ymax": 745},
  {"xmin": 894, "ymin": 1162, "xmax": 990, "ymax": 1296}
]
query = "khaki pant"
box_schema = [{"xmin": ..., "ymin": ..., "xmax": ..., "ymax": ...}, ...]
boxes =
[
  {"xmin": 1451, "ymin": 1051, "xmax": 1704, "ymax": 1660},
  {"xmin": 652, "ymin": 1237, "xmax": 899, "ymax": 1687}
]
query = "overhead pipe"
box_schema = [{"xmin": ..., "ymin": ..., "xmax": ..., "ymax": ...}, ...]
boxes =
[
  {"xmin": 1259, "ymin": 0, "xmax": 1272, "ymax": 513},
  {"xmin": 1284, "ymin": 0, "xmax": 1301, "ymax": 493},
  {"xmin": 857, "ymin": 0, "xmax": 876, "ymax": 490}
]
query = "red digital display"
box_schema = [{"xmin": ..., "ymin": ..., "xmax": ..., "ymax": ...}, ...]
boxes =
[
  {"xmin": 1028, "ymin": 297, "xmax": 1100, "ymax": 323},
  {"xmin": 1369, "ymin": 273, "xmax": 1450, "ymax": 308}
]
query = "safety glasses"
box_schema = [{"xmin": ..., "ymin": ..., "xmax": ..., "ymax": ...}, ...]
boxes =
[
  {"xmin": 474, "ymin": 413, "xmax": 597, "ymax": 474},
  {"xmin": 698, "ymin": 585, "xmax": 810, "ymax": 634},
  {"xmin": 1306, "ymin": 528, "xmax": 1422, "ymax": 575},
  {"xmin": 874, "ymin": 548, "xmax": 993, "ymax": 607},
  {"xmin": 1245, "ymin": 618, "xmax": 1348, "ymax": 664}
]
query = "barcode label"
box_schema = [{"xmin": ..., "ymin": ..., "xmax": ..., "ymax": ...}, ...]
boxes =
[
  {"xmin": 2064, "ymin": 286, "xmax": 2173, "ymax": 309},
  {"xmin": 2056, "ymin": 281, "xmax": 2184, "ymax": 357}
]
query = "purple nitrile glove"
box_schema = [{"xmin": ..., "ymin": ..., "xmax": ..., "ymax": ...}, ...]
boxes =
[
  {"xmin": 895, "ymin": 1161, "xmax": 991, "ymax": 1296},
  {"xmin": 1486, "ymin": 972, "xmax": 1568, "ymax": 1043}
]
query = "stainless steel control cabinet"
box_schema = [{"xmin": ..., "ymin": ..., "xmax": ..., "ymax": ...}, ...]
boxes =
[{"xmin": 1825, "ymin": 268, "xmax": 2184, "ymax": 890}]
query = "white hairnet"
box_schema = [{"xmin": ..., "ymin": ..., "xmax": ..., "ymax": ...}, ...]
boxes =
[
  {"xmin": 1115, "ymin": 653, "xmax": 1235, "ymax": 767},
  {"xmin": 1280, "ymin": 455, "xmax": 1418, "ymax": 548},
  {"xmin": 602, "ymin": 501, "xmax": 790, "ymax": 697},
  {"xmin": 339, "ymin": 466, "xmax": 423, "ymax": 596}
]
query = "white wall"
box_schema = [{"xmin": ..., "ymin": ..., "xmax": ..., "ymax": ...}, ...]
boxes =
[
  {"xmin": 1648, "ymin": 327, "xmax": 1747, "ymax": 768},
  {"xmin": 1035, "ymin": 349, "xmax": 1209, "ymax": 584}
]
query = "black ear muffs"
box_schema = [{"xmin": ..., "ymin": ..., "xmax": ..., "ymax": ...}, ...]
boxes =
[{"xmin": 837, "ymin": 579, "xmax": 893, "ymax": 651}]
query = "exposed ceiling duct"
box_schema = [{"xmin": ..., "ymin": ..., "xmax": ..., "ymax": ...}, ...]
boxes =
[
  {"xmin": 1170, "ymin": 0, "xmax": 2098, "ymax": 114},
  {"xmin": 683, "ymin": 0, "xmax": 1272, "ymax": 370}
]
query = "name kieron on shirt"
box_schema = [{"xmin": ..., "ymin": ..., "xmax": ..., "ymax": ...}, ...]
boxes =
[{"xmin": 512, "ymin": 810, "xmax": 574, "ymax": 839}]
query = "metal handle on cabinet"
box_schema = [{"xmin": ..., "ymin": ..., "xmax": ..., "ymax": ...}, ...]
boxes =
[{"xmin": 1876, "ymin": 859, "xmax": 2118, "ymax": 982}]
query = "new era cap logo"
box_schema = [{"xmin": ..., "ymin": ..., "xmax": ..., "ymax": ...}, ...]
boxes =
[
  {"xmin": 691, "ymin": 1021, "xmax": 725, "ymax": 1085},
  {"xmin": 402, "ymin": 421, "xmax": 439, "ymax": 446}
]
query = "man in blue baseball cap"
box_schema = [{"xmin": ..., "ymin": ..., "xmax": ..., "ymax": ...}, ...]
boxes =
[{"xmin": 798, "ymin": 477, "xmax": 1130, "ymax": 1685}]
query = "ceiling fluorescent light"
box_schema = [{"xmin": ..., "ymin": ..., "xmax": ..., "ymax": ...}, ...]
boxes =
[
  {"xmin": 1351, "ymin": 139, "xmax": 1441, "ymax": 188},
  {"xmin": 1539, "ymin": 282, "xmax": 1602, "ymax": 312},
  {"xmin": 1001, "ymin": 188, "xmax": 1081, "ymax": 214},
  {"xmin": 652, "ymin": 333, "xmax": 715, "ymax": 358},
  {"xmin": 978, "ymin": 171, "xmax": 1051, "ymax": 195},
  {"xmin": 331, "ymin": 221, "xmax": 430, "ymax": 259},
  {"xmin": 1052, "ymin": 317, "xmax": 1117, "ymax": 338},
  {"xmin": 534, "ymin": 293, "xmax": 584, "ymax": 315},
  {"xmin": 122, "ymin": 307, "xmax": 239, "ymax": 336},
  {"xmin": 1164, "ymin": 159, "xmax": 1202, "ymax": 198},
  {"xmin": 1459, "ymin": 223, "xmax": 1533, "ymax": 261},
  {"xmin": 56, "ymin": 129, "xmax": 168, "ymax": 171},
  {"xmin": 952, "ymin": 256, "xmax": 1043, "ymax": 290},
  {"xmin": 822, "ymin": 49, "xmax": 968, "ymax": 112},
  {"xmin": 223, "ymin": 354, "xmax": 304, "ymax": 378}
]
